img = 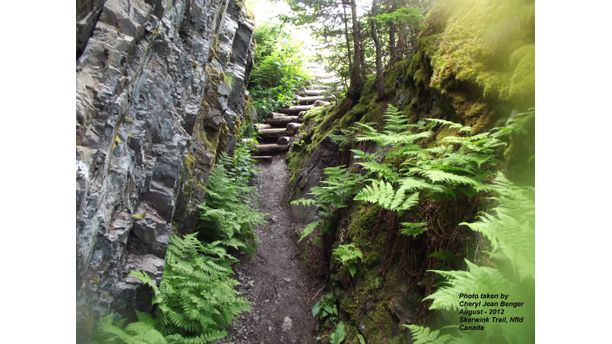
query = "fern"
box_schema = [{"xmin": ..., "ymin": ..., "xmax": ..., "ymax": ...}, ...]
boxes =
[
  {"xmin": 198, "ymin": 157, "xmax": 264, "ymax": 253},
  {"xmin": 292, "ymin": 166, "xmax": 364, "ymax": 240},
  {"xmin": 353, "ymin": 180, "xmax": 420, "ymax": 212},
  {"xmin": 92, "ymin": 314, "xmax": 167, "ymax": 344},
  {"xmin": 410, "ymin": 174, "xmax": 535, "ymax": 344},
  {"xmin": 399, "ymin": 222, "xmax": 428, "ymax": 238},
  {"xmin": 332, "ymin": 243, "xmax": 364, "ymax": 277},
  {"xmin": 132, "ymin": 234, "xmax": 249, "ymax": 343},
  {"xmin": 404, "ymin": 325, "xmax": 456, "ymax": 344},
  {"xmin": 298, "ymin": 220, "xmax": 321, "ymax": 242}
]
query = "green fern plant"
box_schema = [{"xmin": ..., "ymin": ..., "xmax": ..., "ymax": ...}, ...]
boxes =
[
  {"xmin": 92, "ymin": 313, "xmax": 167, "ymax": 344},
  {"xmin": 332, "ymin": 243, "xmax": 363, "ymax": 277},
  {"xmin": 131, "ymin": 234, "xmax": 249, "ymax": 344},
  {"xmin": 349, "ymin": 104, "xmax": 508, "ymax": 236},
  {"xmin": 291, "ymin": 166, "xmax": 364, "ymax": 241},
  {"xmin": 407, "ymin": 174, "xmax": 535, "ymax": 344},
  {"xmin": 197, "ymin": 160, "xmax": 264, "ymax": 253}
]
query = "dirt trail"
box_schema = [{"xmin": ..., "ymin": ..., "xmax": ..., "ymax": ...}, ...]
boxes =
[{"xmin": 224, "ymin": 156, "xmax": 319, "ymax": 344}]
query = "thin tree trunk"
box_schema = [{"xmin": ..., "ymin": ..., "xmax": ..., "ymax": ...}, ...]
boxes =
[
  {"xmin": 389, "ymin": 24, "xmax": 397, "ymax": 64},
  {"xmin": 370, "ymin": 0, "xmax": 384, "ymax": 99},
  {"xmin": 341, "ymin": 0, "xmax": 353, "ymax": 73},
  {"xmin": 347, "ymin": 0, "xmax": 364, "ymax": 100}
]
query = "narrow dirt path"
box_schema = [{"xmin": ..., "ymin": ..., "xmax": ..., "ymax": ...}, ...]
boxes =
[{"xmin": 224, "ymin": 156, "xmax": 319, "ymax": 344}]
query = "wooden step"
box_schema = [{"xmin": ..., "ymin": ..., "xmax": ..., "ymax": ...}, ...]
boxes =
[
  {"xmin": 264, "ymin": 116, "xmax": 303, "ymax": 127},
  {"xmin": 253, "ymin": 155, "xmax": 273, "ymax": 163},
  {"xmin": 296, "ymin": 95, "xmax": 334, "ymax": 105},
  {"xmin": 276, "ymin": 136, "xmax": 292, "ymax": 145},
  {"xmin": 279, "ymin": 105, "xmax": 313, "ymax": 116},
  {"xmin": 286, "ymin": 122, "xmax": 302, "ymax": 135},
  {"xmin": 258, "ymin": 128, "xmax": 289, "ymax": 140},
  {"xmin": 255, "ymin": 143, "xmax": 289, "ymax": 155},
  {"xmin": 313, "ymin": 100, "xmax": 332, "ymax": 107},
  {"xmin": 255, "ymin": 123, "xmax": 272, "ymax": 130},
  {"xmin": 298, "ymin": 89, "xmax": 328, "ymax": 97}
]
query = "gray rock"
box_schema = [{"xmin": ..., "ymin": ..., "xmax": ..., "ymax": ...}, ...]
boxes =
[
  {"xmin": 75, "ymin": 0, "xmax": 255, "ymax": 341},
  {"xmin": 281, "ymin": 316, "xmax": 293, "ymax": 332}
]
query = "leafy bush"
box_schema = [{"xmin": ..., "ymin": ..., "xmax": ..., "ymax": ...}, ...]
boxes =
[{"xmin": 250, "ymin": 23, "xmax": 310, "ymax": 119}]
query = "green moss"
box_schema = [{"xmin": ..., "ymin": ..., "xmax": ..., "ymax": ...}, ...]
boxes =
[{"xmin": 420, "ymin": 0, "xmax": 535, "ymax": 109}]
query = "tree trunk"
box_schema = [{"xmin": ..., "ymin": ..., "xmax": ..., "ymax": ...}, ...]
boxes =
[
  {"xmin": 370, "ymin": 0, "xmax": 385, "ymax": 100},
  {"xmin": 347, "ymin": 0, "xmax": 364, "ymax": 100},
  {"xmin": 341, "ymin": 0, "xmax": 353, "ymax": 73}
]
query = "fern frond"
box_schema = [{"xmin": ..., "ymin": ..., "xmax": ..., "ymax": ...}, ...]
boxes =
[
  {"xmin": 298, "ymin": 220, "xmax": 321, "ymax": 242},
  {"xmin": 425, "ymin": 118, "xmax": 472, "ymax": 133},
  {"xmin": 400, "ymin": 222, "xmax": 428, "ymax": 238},
  {"xmin": 404, "ymin": 324, "xmax": 455, "ymax": 344}
]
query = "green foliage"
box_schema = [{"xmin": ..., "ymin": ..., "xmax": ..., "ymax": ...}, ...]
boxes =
[
  {"xmin": 312, "ymin": 292, "xmax": 339, "ymax": 322},
  {"xmin": 354, "ymin": 180, "xmax": 420, "ymax": 212},
  {"xmin": 250, "ymin": 23, "xmax": 310, "ymax": 118},
  {"xmin": 404, "ymin": 325, "xmax": 455, "ymax": 344},
  {"xmin": 131, "ymin": 234, "xmax": 249, "ymax": 344},
  {"xmin": 408, "ymin": 174, "xmax": 535, "ymax": 343},
  {"xmin": 291, "ymin": 166, "xmax": 365, "ymax": 241},
  {"xmin": 399, "ymin": 222, "xmax": 428, "ymax": 238},
  {"xmin": 92, "ymin": 314, "xmax": 167, "ymax": 344},
  {"xmin": 332, "ymin": 243, "xmax": 364, "ymax": 277},
  {"xmin": 372, "ymin": 7, "xmax": 423, "ymax": 28},
  {"xmin": 197, "ymin": 139, "xmax": 264, "ymax": 252},
  {"xmin": 351, "ymin": 104, "xmax": 507, "ymax": 221},
  {"xmin": 329, "ymin": 321, "xmax": 346, "ymax": 344}
]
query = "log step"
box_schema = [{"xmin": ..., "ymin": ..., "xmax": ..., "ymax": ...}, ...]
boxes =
[
  {"xmin": 286, "ymin": 122, "xmax": 302, "ymax": 135},
  {"xmin": 264, "ymin": 116, "xmax": 303, "ymax": 127},
  {"xmin": 258, "ymin": 128, "xmax": 289, "ymax": 140},
  {"xmin": 279, "ymin": 105, "xmax": 313, "ymax": 116},
  {"xmin": 277, "ymin": 136, "xmax": 292, "ymax": 145},
  {"xmin": 255, "ymin": 143, "xmax": 290, "ymax": 155},
  {"xmin": 298, "ymin": 89, "xmax": 328, "ymax": 97},
  {"xmin": 296, "ymin": 95, "xmax": 334, "ymax": 105},
  {"xmin": 255, "ymin": 123, "xmax": 271, "ymax": 130},
  {"xmin": 253, "ymin": 155, "xmax": 273, "ymax": 163}
]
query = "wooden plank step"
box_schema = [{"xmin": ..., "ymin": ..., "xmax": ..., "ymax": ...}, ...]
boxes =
[
  {"xmin": 279, "ymin": 105, "xmax": 313, "ymax": 116},
  {"xmin": 255, "ymin": 143, "xmax": 289, "ymax": 155},
  {"xmin": 258, "ymin": 128, "xmax": 289, "ymax": 139},
  {"xmin": 264, "ymin": 116, "xmax": 303, "ymax": 127}
]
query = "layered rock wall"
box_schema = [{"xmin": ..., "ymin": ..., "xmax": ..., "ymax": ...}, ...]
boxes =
[{"xmin": 75, "ymin": 0, "xmax": 254, "ymax": 340}]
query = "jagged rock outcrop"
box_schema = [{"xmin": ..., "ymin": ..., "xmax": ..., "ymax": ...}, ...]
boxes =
[{"xmin": 75, "ymin": 0, "xmax": 254, "ymax": 340}]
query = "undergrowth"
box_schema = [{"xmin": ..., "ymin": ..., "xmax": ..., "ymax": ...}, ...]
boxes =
[
  {"xmin": 291, "ymin": 104, "xmax": 534, "ymax": 343},
  {"xmin": 94, "ymin": 137, "xmax": 262, "ymax": 344}
]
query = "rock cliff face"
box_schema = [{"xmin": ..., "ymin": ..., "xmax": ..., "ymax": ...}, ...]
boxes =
[{"xmin": 75, "ymin": 0, "xmax": 254, "ymax": 340}]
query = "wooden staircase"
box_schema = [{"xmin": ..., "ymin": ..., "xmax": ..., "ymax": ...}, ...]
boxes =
[{"xmin": 253, "ymin": 63, "xmax": 338, "ymax": 160}]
